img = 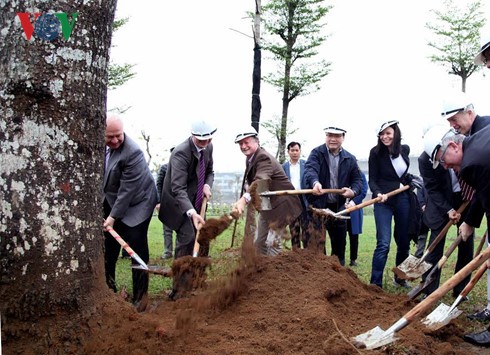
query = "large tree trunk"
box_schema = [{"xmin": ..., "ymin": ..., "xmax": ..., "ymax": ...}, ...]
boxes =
[{"xmin": 0, "ymin": 0, "xmax": 117, "ymax": 352}]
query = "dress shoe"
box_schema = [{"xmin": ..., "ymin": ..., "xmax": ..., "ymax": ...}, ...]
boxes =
[
  {"xmin": 168, "ymin": 289, "xmax": 178, "ymax": 301},
  {"xmin": 463, "ymin": 329, "xmax": 490, "ymax": 347},
  {"xmin": 161, "ymin": 253, "xmax": 172, "ymax": 260},
  {"xmin": 467, "ymin": 308, "xmax": 490, "ymax": 321},
  {"xmin": 349, "ymin": 260, "xmax": 358, "ymax": 267}
]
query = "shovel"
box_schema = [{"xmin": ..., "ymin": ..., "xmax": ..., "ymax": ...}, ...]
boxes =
[
  {"xmin": 393, "ymin": 201, "xmax": 469, "ymax": 281},
  {"xmin": 252, "ymin": 178, "xmax": 344, "ymax": 211},
  {"xmin": 105, "ymin": 226, "xmax": 149, "ymax": 271},
  {"xmin": 326, "ymin": 185, "xmax": 410, "ymax": 219},
  {"xmin": 105, "ymin": 227, "xmax": 172, "ymax": 276},
  {"xmin": 474, "ymin": 229, "xmax": 488, "ymax": 257},
  {"xmin": 352, "ymin": 244, "xmax": 490, "ymax": 350},
  {"xmin": 422, "ymin": 259, "xmax": 489, "ymax": 330},
  {"xmin": 407, "ymin": 233, "xmax": 463, "ymax": 300},
  {"xmin": 192, "ymin": 196, "xmax": 208, "ymax": 257}
]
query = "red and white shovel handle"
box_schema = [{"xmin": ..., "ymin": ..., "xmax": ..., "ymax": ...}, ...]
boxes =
[{"xmin": 105, "ymin": 226, "xmax": 149, "ymax": 270}]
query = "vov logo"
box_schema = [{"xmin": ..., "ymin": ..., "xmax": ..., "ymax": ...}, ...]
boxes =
[{"xmin": 17, "ymin": 12, "xmax": 79, "ymax": 41}]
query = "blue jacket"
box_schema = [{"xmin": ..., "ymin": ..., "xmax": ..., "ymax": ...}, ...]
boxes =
[
  {"xmin": 303, "ymin": 144, "xmax": 362, "ymax": 209},
  {"xmin": 349, "ymin": 172, "xmax": 368, "ymax": 235}
]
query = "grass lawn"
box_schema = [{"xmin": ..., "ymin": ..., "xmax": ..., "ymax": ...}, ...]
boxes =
[{"xmin": 115, "ymin": 208, "xmax": 488, "ymax": 318}]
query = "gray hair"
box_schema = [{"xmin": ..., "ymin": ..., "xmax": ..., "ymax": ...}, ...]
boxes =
[{"xmin": 440, "ymin": 133, "xmax": 465, "ymax": 149}]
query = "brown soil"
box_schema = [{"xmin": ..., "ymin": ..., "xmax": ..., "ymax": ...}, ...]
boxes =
[{"xmin": 4, "ymin": 238, "xmax": 488, "ymax": 354}]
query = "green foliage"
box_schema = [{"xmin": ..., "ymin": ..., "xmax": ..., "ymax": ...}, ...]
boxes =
[
  {"xmin": 261, "ymin": 0, "xmax": 332, "ymax": 162},
  {"xmin": 426, "ymin": 0, "xmax": 486, "ymax": 92},
  {"xmin": 108, "ymin": 63, "xmax": 136, "ymax": 90}
]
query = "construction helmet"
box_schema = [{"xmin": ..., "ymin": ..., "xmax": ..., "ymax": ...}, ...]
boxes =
[
  {"xmin": 440, "ymin": 91, "xmax": 472, "ymax": 120},
  {"xmin": 234, "ymin": 124, "xmax": 258, "ymax": 143},
  {"xmin": 377, "ymin": 120, "xmax": 399, "ymax": 136},
  {"xmin": 191, "ymin": 120, "xmax": 217, "ymax": 140},
  {"xmin": 423, "ymin": 125, "xmax": 456, "ymax": 169},
  {"xmin": 324, "ymin": 126, "xmax": 347, "ymax": 135},
  {"xmin": 474, "ymin": 35, "xmax": 490, "ymax": 65}
]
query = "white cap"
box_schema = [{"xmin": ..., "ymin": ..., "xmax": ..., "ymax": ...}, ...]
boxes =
[
  {"xmin": 234, "ymin": 125, "xmax": 258, "ymax": 143},
  {"xmin": 377, "ymin": 120, "xmax": 399, "ymax": 135},
  {"xmin": 423, "ymin": 125, "xmax": 457, "ymax": 169},
  {"xmin": 324, "ymin": 126, "xmax": 347, "ymax": 134},
  {"xmin": 474, "ymin": 35, "xmax": 490, "ymax": 65},
  {"xmin": 191, "ymin": 120, "xmax": 217, "ymax": 140},
  {"xmin": 441, "ymin": 91, "xmax": 472, "ymax": 120}
]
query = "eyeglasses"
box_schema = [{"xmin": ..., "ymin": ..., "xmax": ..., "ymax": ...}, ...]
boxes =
[{"xmin": 438, "ymin": 144, "xmax": 450, "ymax": 165}]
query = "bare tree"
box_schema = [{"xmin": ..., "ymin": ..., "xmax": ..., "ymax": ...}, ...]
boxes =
[
  {"xmin": 1, "ymin": 1, "xmax": 117, "ymax": 352},
  {"xmin": 262, "ymin": 0, "xmax": 332, "ymax": 162},
  {"xmin": 426, "ymin": 0, "xmax": 486, "ymax": 92}
]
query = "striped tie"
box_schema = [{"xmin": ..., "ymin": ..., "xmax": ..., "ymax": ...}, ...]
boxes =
[
  {"xmin": 195, "ymin": 151, "xmax": 205, "ymax": 211},
  {"xmin": 456, "ymin": 171, "xmax": 475, "ymax": 201}
]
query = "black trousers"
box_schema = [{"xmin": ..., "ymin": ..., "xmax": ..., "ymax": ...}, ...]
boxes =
[
  {"xmin": 104, "ymin": 199, "xmax": 150, "ymax": 303},
  {"xmin": 289, "ymin": 209, "xmax": 310, "ymax": 249},
  {"xmin": 307, "ymin": 202, "xmax": 347, "ymax": 266},
  {"xmin": 422, "ymin": 193, "xmax": 474, "ymax": 296},
  {"xmin": 346, "ymin": 218, "xmax": 358, "ymax": 262}
]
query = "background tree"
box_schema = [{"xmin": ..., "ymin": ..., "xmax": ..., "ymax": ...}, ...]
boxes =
[
  {"xmin": 0, "ymin": 1, "xmax": 117, "ymax": 352},
  {"xmin": 261, "ymin": 0, "xmax": 332, "ymax": 162},
  {"xmin": 108, "ymin": 16, "xmax": 136, "ymax": 113},
  {"xmin": 426, "ymin": 0, "xmax": 486, "ymax": 92}
]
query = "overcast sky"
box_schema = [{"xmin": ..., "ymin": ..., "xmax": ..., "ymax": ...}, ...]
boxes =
[{"xmin": 108, "ymin": 0, "xmax": 490, "ymax": 173}]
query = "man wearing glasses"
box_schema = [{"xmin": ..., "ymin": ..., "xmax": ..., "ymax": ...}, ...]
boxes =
[
  {"xmin": 417, "ymin": 126, "xmax": 472, "ymax": 300},
  {"xmin": 425, "ymin": 124, "xmax": 490, "ymax": 348}
]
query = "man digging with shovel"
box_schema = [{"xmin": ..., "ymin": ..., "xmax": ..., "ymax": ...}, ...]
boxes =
[
  {"xmin": 424, "ymin": 124, "xmax": 490, "ymax": 347},
  {"xmin": 232, "ymin": 125, "xmax": 302, "ymax": 256}
]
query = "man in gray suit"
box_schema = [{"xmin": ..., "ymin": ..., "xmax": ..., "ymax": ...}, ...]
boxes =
[
  {"xmin": 103, "ymin": 115, "xmax": 158, "ymax": 309},
  {"xmin": 158, "ymin": 120, "xmax": 216, "ymax": 298}
]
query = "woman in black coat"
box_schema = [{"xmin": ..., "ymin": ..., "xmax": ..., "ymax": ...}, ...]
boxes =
[{"xmin": 368, "ymin": 120, "xmax": 412, "ymax": 288}]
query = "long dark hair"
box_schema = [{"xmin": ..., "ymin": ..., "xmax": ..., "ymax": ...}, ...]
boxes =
[{"xmin": 374, "ymin": 123, "xmax": 402, "ymax": 158}]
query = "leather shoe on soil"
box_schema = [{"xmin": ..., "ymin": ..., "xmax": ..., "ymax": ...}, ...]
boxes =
[
  {"xmin": 463, "ymin": 329, "xmax": 490, "ymax": 347},
  {"xmin": 467, "ymin": 308, "xmax": 490, "ymax": 321},
  {"xmin": 393, "ymin": 277, "xmax": 410, "ymax": 289}
]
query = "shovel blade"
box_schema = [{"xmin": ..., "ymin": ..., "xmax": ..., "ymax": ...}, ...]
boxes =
[
  {"xmin": 421, "ymin": 303, "xmax": 462, "ymax": 331},
  {"xmin": 351, "ymin": 326, "xmax": 399, "ymax": 350},
  {"xmin": 393, "ymin": 255, "xmax": 432, "ymax": 280}
]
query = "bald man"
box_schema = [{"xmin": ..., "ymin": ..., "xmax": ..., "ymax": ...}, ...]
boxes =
[{"xmin": 103, "ymin": 115, "xmax": 158, "ymax": 310}]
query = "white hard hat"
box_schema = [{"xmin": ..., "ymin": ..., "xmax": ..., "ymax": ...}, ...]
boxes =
[
  {"xmin": 474, "ymin": 35, "xmax": 490, "ymax": 65},
  {"xmin": 324, "ymin": 126, "xmax": 347, "ymax": 134},
  {"xmin": 440, "ymin": 91, "xmax": 472, "ymax": 120},
  {"xmin": 191, "ymin": 120, "xmax": 217, "ymax": 140},
  {"xmin": 377, "ymin": 120, "xmax": 399, "ymax": 135},
  {"xmin": 234, "ymin": 124, "xmax": 258, "ymax": 143},
  {"xmin": 423, "ymin": 125, "xmax": 456, "ymax": 169}
]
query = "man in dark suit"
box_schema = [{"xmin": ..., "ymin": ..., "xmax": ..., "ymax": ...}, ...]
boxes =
[
  {"xmin": 425, "ymin": 125, "xmax": 490, "ymax": 347},
  {"xmin": 156, "ymin": 156, "xmax": 175, "ymax": 259},
  {"xmin": 282, "ymin": 141, "xmax": 308, "ymax": 249},
  {"xmin": 158, "ymin": 120, "xmax": 216, "ymax": 259},
  {"xmin": 418, "ymin": 126, "xmax": 474, "ymax": 298},
  {"xmin": 303, "ymin": 126, "xmax": 363, "ymax": 266},
  {"xmin": 103, "ymin": 115, "xmax": 158, "ymax": 309},
  {"xmin": 233, "ymin": 126, "xmax": 302, "ymax": 256}
]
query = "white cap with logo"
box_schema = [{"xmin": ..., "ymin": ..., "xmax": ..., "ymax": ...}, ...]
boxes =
[
  {"xmin": 324, "ymin": 126, "xmax": 347, "ymax": 134},
  {"xmin": 441, "ymin": 91, "xmax": 472, "ymax": 120},
  {"xmin": 474, "ymin": 35, "xmax": 490, "ymax": 65},
  {"xmin": 234, "ymin": 124, "xmax": 258, "ymax": 143},
  {"xmin": 191, "ymin": 120, "xmax": 217, "ymax": 140},
  {"xmin": 377, "ymin": 120, "xmax": 399, "ymax": 135},
  {"xmin": 423, "ymin": 125, "xmax": 457, "ymax": 169}
]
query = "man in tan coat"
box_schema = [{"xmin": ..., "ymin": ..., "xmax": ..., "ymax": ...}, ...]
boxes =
[{"xmin": 233, "ymin": 125, "xmax": 302, "ymax": 255}]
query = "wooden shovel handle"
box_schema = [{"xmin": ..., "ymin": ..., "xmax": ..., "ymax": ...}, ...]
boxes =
[
  {"xmin": 338, "ymin": 185, "xmax": 410, "ymax": 216},
  {"xmin": 192, "ymin": 196, "xmax": 208, "ymax": 257},
  {"xmin": 460, "ymin": 261, "xmax": 488, "ymax": 298},
  {"xmin": 424, "ymin": 201, "xmax": 470, "ymax": 256},
  {"xmin": 475, "ymin": 230, "xmax": 488, "ymax": 258},
  {"xmin": 260, "ymin": 188, "xmax": 344, "ymax": 196},
  {"xmin": 404, "ymin": 245, "xmax": 490, "ymax": 323}
]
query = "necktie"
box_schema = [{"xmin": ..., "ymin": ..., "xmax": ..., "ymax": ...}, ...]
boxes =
[
  {"xmin": 105, "ymin": 147, "xmax": 111, "ymax": 172},
  {"xmin": 195, "ymin": 151, "xmax": 205, "ymax": 211},
  {"xmin": 456, "ymin": 171, "xmax": 475, "ymax": 201}
]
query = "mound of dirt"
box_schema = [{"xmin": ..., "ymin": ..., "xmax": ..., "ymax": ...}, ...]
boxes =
[{"xmin": 82, "ymin": 246, "xmax": 480, "ymax": 354}]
